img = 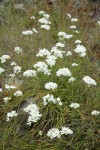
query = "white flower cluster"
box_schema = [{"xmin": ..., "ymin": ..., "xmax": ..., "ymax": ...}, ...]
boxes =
[
  {"xmin": 74, "ymin": 45, "xmax": 86, "ymax": 57},
  {"xmin": 30, "ymin": 16, "xmax": 35, "ymax": 19},
  {"xmin": 0, "ymin": 67, "xmax": 5, "ymax": 74},
  {"xmin": 23, "ymin": 70, "xmax": 36, "ymax": 77},
  {"xmin": 36, "ymin": 48, "xmax": 50, "ymax": 57},
  {"xmin": 14, "ymin": 91, "xmax": 23, "ymax": 97},
  {"xmin": 34, "ymin": 61, "xmax": 51, "ymax": 75},
  {"xmin": 47, "ymin": 128, "xmax": 60, "ymax": 139},
  {"xmin": 68, "ymin": 77, "xmax": 75, "ymax": 83},
  {"xmin": 5, "ymin": 84, "xmax": 16, "ymax": 91},
  {"xmin": 97, "ymin": 21, "xmax": 100, "ymax": 26},
  {"xmin": 39, "ymin": 10, "xmax": 46, "ymax": 15},
  {"xmin": 46, "ymin": 55, "xmax": 57, "ymax": 67},
  {"xmin": 10, "ymin": 61, "xmax": 17, "ymax": 66},
  {"xmin": 0, "ymin": 55, "xmax": 10, "ymax": 63},
  {"xmin": 47, "ymin": 126, "xmax": 73, "ymax": 139},
  {"xmin": 69, "ymin": 103, "xmax": 80, "ymax": 109},
  {"xmin": 82, "ymin": 76, "xmax": 97, "ymax": 86},
  {"xmin": 58, "ymin": 31, "xmax": 73, "ymax": 40},
  {"xmin": 67, "ymin": 13, "xmax": 72, "ymax": 19},
  {"xmin": 72, "ymin": 63, "xmax": 78, "ymax": 67},
  {"xmin": 9, "ymin": 73, "xmax": 15, "ymax": 78},
  {"xmin": 6, "ymin": 110, "xmax": 18, "ymax": 121},
  {"xmin": 23, "ymin": 104, "xmax": 41, "ymax": 126},
  {"xmin": 75, "ymin": 40, "xmax": 82, "ymax": 44},
  {"xmin": 22, "ymin": 30, "xmax": 33, "ymax": 35},
  {"xmin": 56, "ymin": 68, "xmax": 72, "ymax": 77},
  {"xmin": 0, "ymin": 88, "xmax": 2, "ymax": 92},
  {"xmin": 38, "ymin": 11, "xmax": 51, "ymax": 30},
  {"xmin": 14, "ymin": 47, "xmax": 22, "ymax": 54},
  {"xmin": 45, "ymin": 82, "xmax": 58, "ymax": 90},
  {"xmin": 55, "ymin": 42, "xmax": 65, "ymax": 48},
  {"xmin": 66, "ymin": 51, "xmax": 72, "ymax": 56},
  {"xmin": 3, "ymin": 97, "xmax": 11, "ymax": 104},
  {"xmin": 42, "ymin": 94, "xmax": 62, "ymax": 106},
  {"xmin": 70, "ymin": 25, "xmax": 77, "ymax": 29},
  {"xmin": 60, "ymin": 126, "xmax": 73, "ymax": 135},
  {"xmin": 51, "ymin": 46, "xmax": 65, "ymax": 58},
  {"xmin": 13, "ymin": 66, "xmax": 21, "ymax": 74},
  {"xmin": 91, "ymin": 110, "xmax": 100, "ymax": 116},
  {"xmin": 71, "ymin": 18, "xmax": 78, "ymax": 22}
]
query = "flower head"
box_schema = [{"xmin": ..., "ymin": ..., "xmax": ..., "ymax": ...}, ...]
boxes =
[
  {"xmin": 69, "ymin": 103, "xmax": 80, "ymax": 109},
  {"xmin": 45, "ymin": 82, "xmax": 58, "ymax": 90},
  {"xmin": 91, "ymin": 110, "xmax": 100, "ymax": 116},
  {"xmin": 56, "ymin": 68, "xmax": 72, "ymax": 77},
  {"xmin": 83, "ymin": 76, "xmax": 97, "ymax": 86}
]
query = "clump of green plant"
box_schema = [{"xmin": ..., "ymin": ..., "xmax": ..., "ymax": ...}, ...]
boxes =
[{"xmin": 0, "ymin": 2, "xmax": 100, "ymax": 150}]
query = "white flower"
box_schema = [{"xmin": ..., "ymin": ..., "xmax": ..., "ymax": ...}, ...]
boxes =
[
  {"xmin": 68, "ymin": 77, "xmax": 75, "ymax": 83},
  {"xmin": 91, "ymin": 110, "xmax": 100, "ymax": 116},
  {"xmin": 65, "ymin": 34, "xmax": 73, "ymax": 39},
  {"xmin": 56, "ymin": 68, "xmax": 72, "ymax": 77},
  {"xmin": 10, "ymin": 61, "xmax": 17, "ymax": 66},
  {"xmin": 72, "ymin": 63, "xmax": 78, "ymax": 66},
  {"xmin": 69, "ymin": 103, "xmax": 80, "ymax": 109},
  {"xmin": 82, "ymin": 76, "xmax": 97, "ymax": 86},
  {"xmin": 24, "ymin": 104, "xmax": 41, "ymax": 126},
  {"xmin": 14, "ymin": 91, "xmax": 23, "ymax": 97},
  {"xmin": 34, "ymin": 61, "xmax": 51, "ymax": 75},
  {"xmin": 32, "ymin": 28, "xmax": 38, "ymax": 33},
  {"xmin": 55, "ymin": 42, "xmax": 65, "ymax": 48},
  {"xmin": 5, "ymin": 84, "xmax": 16, "ymax": 90},
  {"xmin": 61, "ymin": 127, "xmax": 73, "ymax": 135},
  {"xmin": 36, "ymin": 48, "xmax": 51, "ymax": 57},
  {"xmin": 0, "ymin": 55, "xmax": 10, "ymax": 63},
  {"xmin": 70, "ymin": 25, "xmax": 77, "ymax": 29},
  {"xmin": 58, "ymin": 32, "xmax": 73, "ymax": 39},
  {"xmin": 14, "ymin": 47, "xmax": 22, "ymax": 54},
  {"xmin": 22, "ymin": 30, "xmax": 33, "ymax": 35},
  {"xmin": 3, "ymin": 97, "xmax": 11, "ymax": 104},
  {"xmin": 51, "ymin": 46, "xmax": 65, "ymax": 58},
  {"xmin": 74, "ymin": 45, "xmax": 86, "ymax": 53},
  {"xmin": 45, "ymin": 82, "xmax": 58, "ymax": 90},
  {"xmin": 9, "ymin": 74, "xmax": 15, "ymax": 78},
  {"xmin": 42, "ymin": 94, "xmax": 62, "ymax": 106},
  {"xmin": 41, "ymin": 24, "xmax": 50, "ymax": 30},
  {"xmin": 97, "ymin": 21, "xmax": 100, "ymax": 26},
  {"xmin": 13, "ymin": 66, "xmax": 21, "ymax": 74},
  {"xmin": 47, "ymin": 128, "xmax": 61, "ymax": 139},
  {"xmin": 75, "ymin": 30, "xmax": 79, "ymax": 34},
  {"xmin": 66, "ymin": 51, "xmax": 72, "ymax": 56},
  {"xmin": 79, "ymin": 52, "xmax": 86, "ymax": 57},
  {"xmin": 56, "ymin": 97, "xmax": 63, "ymax": 106},
  {"xmin": 0, "ymin": 88, "xmax": 2, "ymax": 92},
  {"xmin": 39, "ymin": 11, "xmax": 46, "ymax": 15},
  {"xmin": 46, "ymin": 55, "xmax": 57, "ymax": 67},
  {"xmin": 71, "ymin": 18, "xmax": 78, "ymax": 22},
  {"xmin": 38, "ymin": 18, "xmax": 51, "ymax": 25},
  {"xmin": 43, "ymin": 14, "xmax": 50, "ymax": 19},
  {"xmin": 47, "ymin": 126, "xmax": 73, "ymax": 139},
  {"xmin": 23, "ymin": 70, "xmax": 36, "ymax": 77},
  {"xmin": 67, "ymin": 13, "xmax": 72, "ymax": 19},
  {"xmin": 58, "ymin": 32, "xmax": 67, "ymax": 39},
  {"xmin": 0, "ymin": 67, "xmax": 5, "ymax": 74},
  {"xmin": 30, "ymin": 16, "xmax": 35, "ymax": 19},
  {"xmin": 6, "ymin": 110, "xmax": 18, "ymax": 121},
  {"xmin": 74, "ymin": 45, "xmax": 86, "ymax": 57},
  {"xmin": 75, "ymin": 40, "xmax": 82, "ymax": 44}
]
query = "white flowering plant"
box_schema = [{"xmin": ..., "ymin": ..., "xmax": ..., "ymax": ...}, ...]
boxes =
[{"xmin": 0, "ymin": 1, "xmax": 100, "ymax": 150}]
